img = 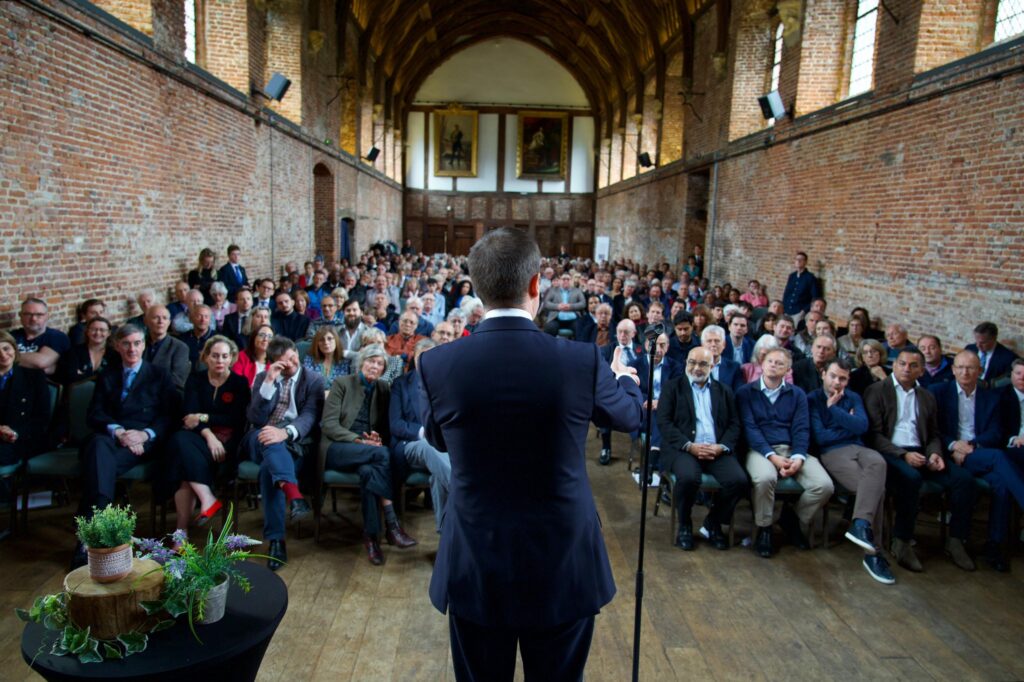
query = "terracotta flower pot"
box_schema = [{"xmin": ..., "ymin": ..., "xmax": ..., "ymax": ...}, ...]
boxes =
[{"xmin": 87, "ymin": 543, "xmax": 133, "ymax": 583}]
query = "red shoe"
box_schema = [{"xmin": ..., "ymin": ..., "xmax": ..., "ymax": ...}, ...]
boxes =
[{"xmin": 193, "ymin": 499, "xmax": 222, "ymax": 527}]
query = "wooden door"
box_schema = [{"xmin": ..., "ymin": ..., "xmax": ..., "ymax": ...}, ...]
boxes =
[
  {"xmin": 453, "ymin": 225, "xmax": 475, "ymax": 256},
  {"xmin": 424, "ymin": 224, "xmax": 447, "ymax": 255}
]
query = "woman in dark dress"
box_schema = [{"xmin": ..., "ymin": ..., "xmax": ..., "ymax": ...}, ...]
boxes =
[
  {"xmin": 59, "ymin": 316, "xmax": 116, "ymax": 385},
  {"xmin": 849, "ymin": 339, "xmax": 892, "ymax": 396},
  {"xmin": 187, "ymin": 248, "xmax": 218, "ymax": 305},
  {"xmin": 168, "ymin": 335, "xmax": 250, "ymax": 539},
  {"xmin": 0, "ymin": 331, "xmax": 51, "ymax": 467}
]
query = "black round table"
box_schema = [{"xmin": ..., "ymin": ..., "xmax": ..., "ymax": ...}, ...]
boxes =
[{"xmin": 22, "ymin": 561, "xmax": 287, "ymax": 682}]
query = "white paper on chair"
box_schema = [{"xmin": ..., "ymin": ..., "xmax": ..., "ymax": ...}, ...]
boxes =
[
  {"xmin": 16, "ymin": 491, "xmax": 53, "ymax": 510},
  {"xmin": 631, "ymin": 471, "xmax": 660, "ymax": 488}
]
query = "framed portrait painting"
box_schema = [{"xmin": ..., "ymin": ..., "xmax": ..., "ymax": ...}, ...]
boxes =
[
  {"xmin": 516, "ymin": 111, "xmax": 568, "ymax": 180},
  {"xmin": 433, "ymin": 107, "xmax": 478, "ymax": 177}
]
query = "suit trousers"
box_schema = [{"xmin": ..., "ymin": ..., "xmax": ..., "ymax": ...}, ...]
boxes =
[
  {"xmin": 81, "ymin": 435, "xmax": 155, "ymax": 513},
  {"xmin": 746, "ymin": 444, "xmax": 834, "ymax": 529},
  {"xmin": 449, "ymin": 613, "xmax": 594, "ymax": 682},
  {"xmin": 669, "ymin": 450, "xmax": 748, "ymax": 529},
  {"xmin": 884, "ymin": 454, "xmax": 975, "ymax": 542},
  {"xmin": 402, "ymin": 439, "xmax": 451, "ymax": 533},
  {"xmin": 818, "ymin": 444, "xmax": 886, "ymax": 526},
  {"xmin": 325, "ymin": 441, "xmax": 391, "ymax": 537},
  {"xmin": 961, "ymin": 447, "xmax": 1024, "ymax": 543},
  {"xmin": 244, "ymin": 430, "xmax": 299, "ymax": 541}
]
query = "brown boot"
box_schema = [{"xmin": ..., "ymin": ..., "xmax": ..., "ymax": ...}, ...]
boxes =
[
  {"xmin": 386, "ymin": 525, "xmax": 418, "ymax": 548},
  {"xmin": 891, "ymin": 538, "xmax": 923, "ymax": 572},
  {"xmin": 945, "ymin": 537, "xmax": 976, "ymax": 571}
]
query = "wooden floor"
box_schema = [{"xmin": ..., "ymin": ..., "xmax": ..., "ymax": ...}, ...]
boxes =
[{"xmin": 3, "ymin": 429, "xmax": 1024, "ymax": 681}]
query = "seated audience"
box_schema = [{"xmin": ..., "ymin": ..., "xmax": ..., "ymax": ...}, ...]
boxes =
[
  {"xmin": 303, "ymin": 326, "xmax": 347, "ymax": 387},
  {"xmin": 371, "ymin": 293, "xmax": 398, "ymax": 333},
  {"xmin": 792, "ymin": 334, "xmax": 837, "ymax": 394},
  {"xmin": 320, "ymin": 344, "xmax": 417, "ymax": 565},
  {"xmin": 357, "ymin": 328, "xmax": 404, "ymax": 384},
  {"xmin": 305, "ymin": 294, "xmax": 340, "ymax": 341},
  {"xmin": 389, "ymin": 339, "xmax": 451, "ymax": 534},
  {"xmin": 772, "ymin": 315, "xmax": 805, "ymax": 362},
  {"xmin": 431, "ymin": 321, "xmax": 455, "ymax": 345},
  {"xmin": 723, "ymin": 313, "xmax": 753, "ymax": 365},
  {"xmin": 966, "ymin": 322, "xmax": 1019, "ymax": 385},
  {"xmin": 736, "ymin": 348, "xmax": 834, "ymax": 558},
  {"xmin": 792, "ymin": 310, "xmax": 822, "ymax": 356},
  {"xmin": 143, "ymin": 305, "xmax": 191, "ymax": 392},
  {"xmin": 12, "ymin": 298, "xmax": 70, "ymax": 376},
  {"xmin": 917, "ymin": 334, "xmax": 954, "ymax": 388},
  {"xmin": 179, "ymin": 304, "xmax": 215, "ymax": 367},
  {"xmin": 667, "ymin": 312, "xmax": 699, "ymax": 364},
  {"xmin": 623, "ymin": 301, "xmax": 647, "ymax": 329},
  {"xmin": 421, "ymin": 292, "xmax": 444, "ymax": 328},
  {"xmin": 232, "ymin": 324, "xmax": 274, "ymax": 387},
  {"xmin": 863, "ymin": 350, "xmax": 977, "ymax": 572},
  {"xmin": 598, "ymin": 319, "xmax": 643, "ymax": 465},
  {"xmin": 629, "ymin": 333, "xmax": 682, "ymax": 456},
  {"xmin": 657, "ymin": 346, "xmax": 746, "ymax": 551},
  {"xmin": 700, "ymin": 325, "xmax": 742, "ymax": 391},
  {"xmin": 222, "ymin": 287, "xmax": 254, "ymax": 350},
  {"xmin": 808, "ymin": 358, "xmax": 893, "ymax": 584},
  {"xmin": 837, "ymin": 316, "xmax": 866, "ymax": 366},
  {"xmin": 849, "ymin": 307, "xmax": 883, "ymax": 340},
  {"xmin": 931, "ymin": 351, "xmax": 1023, "ymax": 572},
  {"xmin": 883, "ymin": 323, "xmax": 917, "ymax": 364},
  {"xmin": 388, "ymin": 296, "xmax": 434, "ymax": 337},
  {"xmin": 168, "ymin": 336, "xmax": 250, "ymax": 541},
  {"xmin": 849, "ymin": 339, "xmax": 891, "ymax": 396},
  {"xmin": 167, "ymin": 281, "xmax": 191, "ymax": 320},
  {"xmin": 127, "ymin": 289, "xmax": 156, "ymax": 328},
  {"xmin": 59, "ymin": 316, "xmax": 115, "ymax": 385},
  {"xmin": 73, "ymin": 324, "xmax": 179, "ymax": 567},
  {"xmin": 67, "ymin": 299, "xmax": 106, "ymax": 347},
  {"xmin": 644, "ymin": 301, "xmax": 666, "ymax": 337},
  {"xmin": 740, "ymin": 279, "xmax": 768, "ymax": 308},
  {"xmin": 0, "ymin": 330, "xmax": 51, "ymax": 467},
  {"xmin": 305, "ymin": 270, "xmax": 330, "ymax": 314},
  {"xmin": 741, "ymin": 335, "xmax": 794, "ymax": 385},
  {"xmin": 385, "ymin": 312, "xmax": 427, "ymax": 370},
  {"xmin": 336, "ymin": 299, "xmax": 366, "ymax": 360},
  {"xmin": 171, "ymin": 289, "xmax": 204, "ymax": 335},
  {"xmin": 577, "ymin": 302, "xmax": 613, "ymax": 347},
  {"xmin": 542, "ymin": 273, "xmax": 586, "ymax": 336},
  {"xmin": 447, "ymin": 309, "xmax": 469, "ymax": 339},
  {"xmin": 292, "ymin": 290, "xmax": 312, "ymax": 319},
  {"xmin": 1001, "ymin": 359, "xmax": 1024, "ymax": 462},
  {"xmin": 242, "ymin": 336, "xmax": 324, "ymax": 571},
  {"xmin": 271, "ymin": 291, "xmax": 311, "ymax": 341},
  {"xmin": 187, "ymin": 248, "xmax": 218, "ymax": 304},
  {"xmin": 208, "ymin": 281, "xmax": 235, "ymax": 329},
  {"xmin": 255, "ymin": 278, "xmax": 277, "ymax": 310}
]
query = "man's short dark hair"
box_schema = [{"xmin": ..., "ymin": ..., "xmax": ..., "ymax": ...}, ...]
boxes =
[
  {"xmin": 796, "ymin": 251, "xmax": 808, "ymax": 260},
  {"xmin": 267, "ymin": 336, "xmax": 296, "ymax": 362},
  {"xmin": 1012, "ymin": 358, "xmax": 1024, "ymax": 372},
  {"xmin": 918, "ymin": 334, "xmax": 942, "ymax": 351},
  {"xmin": 897, "ymin": 348, "xmax": 925, "ymax": 365},
  {"xmin": 227, "ymin": 244, "xmax": 240, "ymax": 255},
  {"xmin": 467, "ymin": 227, "xmax": 540, "ymax": 308},
  {"xmin": 974, "ymin": 322, "xmax": 998, "ymax": 338},
  {"xmin": 672, "ymin": 312, "xmax": 693, "ymax": 326},
  {"xmin": 114, "ymin": 323, "xmax": 144, "ymax": 343},
  {"xmin": 343, "ymin": 298, "xmax": 361, "ymax": 310},
  {"xmin": 824, "ymin": 357, "xmax": 854, "ymax": 374}
]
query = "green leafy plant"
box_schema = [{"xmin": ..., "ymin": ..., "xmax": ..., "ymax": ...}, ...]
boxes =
[
  {"xmin": 136, "ymin": 505, "xmax": 270, "ymax": 642},
  {"xmin": 75, "ymin": 505, "xmax": 137, "ymax": 548},
  {"xmin": 15, "ymin": 592, "xmax": 173, "ymax": 665}
]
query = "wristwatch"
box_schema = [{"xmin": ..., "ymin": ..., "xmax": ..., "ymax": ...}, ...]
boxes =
[{"xmin": 199, "ymin": 414, "xmax": 209, "ymax": 424}]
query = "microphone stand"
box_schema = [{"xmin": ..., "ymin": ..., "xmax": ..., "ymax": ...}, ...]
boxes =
[{"xmin": 632, "ymin": 323, "xmax": 662, "ymax": 682}]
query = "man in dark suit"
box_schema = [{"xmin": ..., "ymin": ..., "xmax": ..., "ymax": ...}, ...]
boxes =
[
  {"xmin": 864, "ymin": 349, "xmax": 976, "ymax": 572},
  {"xmin": 700, "ymin": 325, "xmax": 743, "ymax": 391},
  {"xmin": 597, "ymin": 318, "xmax": 644, "ymax": 464},
  {"xmin": 243, "ymin": 336, "xmax": 325, "ymax": 570},
  {"xmin": 1001, "ymin": 359, "xmax": 1024, "ymax": 458},
  {"xmin": 967, "ymin": 322, "xmax": 1019, "ymax": 386},
  {"xmin": 418, "ymin": 227, "xmax": 642, "ymax": 682},
  {"xmin": 658, "ymin": 346, "xmax": 746, "ymax": 551},
  {"xmin": 723, "ymin": 313, "xmax": 754, "ymax": 365},
  {"xmin": 792, "ymin": 334, "xmax": 837, "ymax": 395},
  {"xmin": 931, "ymin": 351, "xmax": 1024, "ymax": 572},
  {"xmin": 0, "ymin": 331, "xmax": 51, "ymax": 467},
  {"xmin": 270, "ymin": 291, "xmax": 311, "ymax": 341},
  {"xmin": 217, "ymin": 244, "xmax": 249, "ymax": 302},
  {"xmin": 576, "ymin": 302, "xmax": 613, "ymax": 348},
  {"xmin": 143, "ymin": 305, "xmax": 191, "ymax": 392},
  {"xmin": 73, "ymin": 324, "xmax": 179, "ymax": 565},
  {"xmin": 629, "ymin": 332, "xmax": 682, "ymax": 462},
  {"xmin": 222, "ymin": 288, "xmax": 254, "ymax": 351}
]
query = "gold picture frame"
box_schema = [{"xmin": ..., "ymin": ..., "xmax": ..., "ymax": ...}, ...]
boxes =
[
  {"xmin": 516, "ymin": 111, "xmax": 569, "ymax": 181},
  {"xmin": 433, "ymin": 107, "xmax": 478, "ymax": 177}
]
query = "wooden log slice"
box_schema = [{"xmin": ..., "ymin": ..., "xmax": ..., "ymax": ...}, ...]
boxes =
[{"xmin": 64, "ymin": 558, "xmax": 165, "ymax": 640}]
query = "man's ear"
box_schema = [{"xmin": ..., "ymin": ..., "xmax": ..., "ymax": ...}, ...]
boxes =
[{"xmin": 528, "ymin": 273, "xmax": 540, "ymax": 299}]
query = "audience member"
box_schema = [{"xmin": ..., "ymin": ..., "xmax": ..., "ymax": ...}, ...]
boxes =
[
  {"xmin": 305, "ymin": 294, "xmax": 340, "ymax": 341},
  {"xmin": 966, "ymin": 322, "xmax": 1019, "ymax": 385},
  {"xmin": 271, "ymin": 292, "xmax": 311, "ymax": 341},
  {"xmin": 542, "ymin": 273, "xmax": 586, "ymax": 336},
  {"xmin": 167, "ymin": 281, "xmax": 191, "ymax": 320},
  {"xmin": 782, "ymin": 252, "xmax": 820, "ymax": 324},
  {"xmin": 667, "ymin": 312, "xmax": 698, "ymax": 364},
  {"xmin": 255, "ymin": 278, "xmax": 277, "ymax": 310},
  {"xmin": 180, "ymin": 304, "xmax": 215, "ymax": 367},
  {"xmin": 127, "ymin": 289, "xmax": 156, "ymax": 328},
  {"xmin": 740, "ymin": 279, "xmax": 768, "ymax": 308},
  {"xmin": 232, "ymin": 324, "xmax": 273, "ymax": 387},
  {"xmin": 598, "ymin": 319, "xmax": 643, "ymax": 465},
  {"xmin": 917, "ymin": 335, "xmax": 953, "ymax": 388},
  {"xmin": 208, "ymin": 281, "xmax": 235, "ymax": 329},
  {"xmin": 792, "ymin": 334, "xmax": 837, "ymax": 394},
  {"xmin": 68, "ymin": 299, "xmax": 106, "ymax": 347},
  {"xmin": 171, "ymin": 289, "xmax": 204, "ymax": 335},
  {"xmin": 0, "ymin": 330, "xmax": 51, "ymax": 467},
  {"xmin": 700, "ymin": 325, "xmax": 742, "ymax": 391},
  {"xmin": 188, "ymin": 248, "xmax": 218, "ymax": 304},
  {"xmin": 59, "ymin": 316, "xmax": 115, "ymax": 385},
  {"xmin": 837, "ymin": 316, "xmax": 866, "ymax": 366},
  {"xmin": 723, "ymin": 313, "xmax": 753, "ymax": 365},
  {"xmin": 222, "ymin": 288, "xmax": 254, "ymax": 350},
  {"xmin": 358, "ymin": 328, "xmax": 404, "ymax": 384},
  {"xmin": 883, "ymin": 324, "xmax": 917, "ymax": 364},
  {"xmin": 431, "ymin": 321, "xmax": 455, "ymax": 345},
  {"xmin": 577, "ymin": 302, "xmax": 613, "ymax": 347},
  {"xmin": 12, "ymin": 298, "xmax": 70, "ymax": 376},
  {"xmin": 217, "ymin": 244, "xmax": 249, "ymax": 301},
  {"xmin": 1001, "ymin": 359, "xmax": 1024, "ymax": 459},
  {"xmin": 447, "ymin": 309, "xmax": 468, "ymax": 339},
  {"xmin": 303, "ymin": 326, "xmax": 347, "ymax": 387},
  {"xmin": 629, "ymin": 333, "xmax": 682, "ymax": 456},
  {"xmin": 143, "ymin": 305, "xmax": 191, "ymax": 392},
  {"xmin": 771, "ymin": 315, "xmax": 805, "ymax": 363},
  {"xmin": 385, "ymin": 312, "xmax": 426, "ymax": 370},
  {"xmin": 849, "ymin": 339, "xmax": 890, "ymax": 396}
]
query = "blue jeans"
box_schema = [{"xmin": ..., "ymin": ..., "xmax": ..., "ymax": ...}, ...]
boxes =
[
  {"xmin": 403, "ymin": 439, "xmax": 451, "ymax": 532},
  {"xmin": 243, "ymin": 430, "xmax": 299, "ymax": 542}
]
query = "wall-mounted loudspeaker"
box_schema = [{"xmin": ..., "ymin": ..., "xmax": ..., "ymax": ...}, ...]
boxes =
[
  {"xmin": 757, "ymin": 90, "xmax": 786, "ymax": 120},
  {"xmin": 365, "ymin": 147, "xmax": 380, "ymax": 162},
  {"xmin": 637, "ymin": 152, "xmax": 653, "ymax": 168},
  {"xmin": 263, "ymin": 73, "xmax": 292, "ymax": 101}
]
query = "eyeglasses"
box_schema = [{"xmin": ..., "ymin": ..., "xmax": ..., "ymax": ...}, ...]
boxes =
[
  {"xmin": 256, "ymin": 333, "xmax": 274, "ymax": 339},
  {"xmin": 685, "ymin": 360, "xmax": 711, "ymax": 369}
]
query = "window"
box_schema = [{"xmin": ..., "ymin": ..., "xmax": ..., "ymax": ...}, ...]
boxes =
[
  {"xmin": 184, "ymin": 0, "xmax": 200, "ymax": 64},
  {"xmin": 994, "ymin": 0, "xmax": 1024, "ymax": 41},
  {"xmin": 848, "ymin": 0, "xmax": 879, "ymax": 97},
  {"xmin": 768, "ymin": 23, "xmax": 784, "ymax": 126}
]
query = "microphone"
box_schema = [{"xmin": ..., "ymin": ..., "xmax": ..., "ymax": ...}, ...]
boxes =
[{"xmin": 643, "ymin": 323, "xmax": 664, "ymax": 341}]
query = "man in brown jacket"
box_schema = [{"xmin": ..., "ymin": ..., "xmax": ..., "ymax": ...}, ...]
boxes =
[{"xmin": 863, "ymin": 349, "xmax": 977, "ymax": 572}]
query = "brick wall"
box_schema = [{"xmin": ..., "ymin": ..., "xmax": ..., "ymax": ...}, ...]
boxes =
[
  {"xmin": 91, "ymin": 0, "xmax": 151, "ymax": 34},
  {"xmin": 205, "ymin": 0, "xmax": 250, "ymax": 93},
  {"xmin": 0, "ymin": 0, "xmax": 400, "ymax": 329}
]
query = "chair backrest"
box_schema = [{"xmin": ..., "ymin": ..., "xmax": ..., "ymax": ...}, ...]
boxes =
[
  {"xmin": 67, "ymin": 380, "xmax": 96, "ymax": 446},
  {"xmin": 46, "ymin": 381, "xmax": 60, "ymax": 416},
  {"xmin": 296, "ymin": 340, "xmax": 312, "ymax": 361}
]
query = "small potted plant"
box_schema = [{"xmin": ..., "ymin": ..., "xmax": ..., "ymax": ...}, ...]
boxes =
[
  {"xmin": 136, "ymin": 505, "xmax": 268, "ymax": 638},
  {"xmin": 75, "ymin": 505, "xmax": 137, "ymax": 583}
]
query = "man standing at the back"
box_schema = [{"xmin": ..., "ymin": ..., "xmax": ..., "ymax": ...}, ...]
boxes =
[
  {"xmin": 418, "ymin": 227, "xmax": 642, "ymax": 681},
  {"xmin": 782, "ymin": 251, "xmax": 820, "ymax": 326}
]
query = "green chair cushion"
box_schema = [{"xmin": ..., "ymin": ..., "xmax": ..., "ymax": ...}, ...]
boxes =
[
  {"xmin": 920, "ymin": 480, "xmax": 944, "ymax": 496},
  {"xmin": 236, "ymin": 460, "xmax": 260, "ymax": 481},
  {"xmin": 119, "ymin": 462, "xmax": 151, "ymax": 481},
  {"xmin": 0, "ymin": 460, "xmax": 22, "ymax": 478},
  {"xmin": 700, "ymin": 473, "xmax": 722, "ymax": 490},
  {"xmin": 776, "ymin": 477, "xmax": 805, "ymax": 494},
  {"xmin": 405, "ymin": 471, "xmax": 431, "ymax": 486},
  {"xmin": 974, "ymin": 477, "xmax": 991, "ymax": 492},
  {"xmin": 26, "ymin": 450, "xmax": 81, "ymax": 478},
  {"xmin": 323, "ymin": 470, "xmax": 361, "ymax": 486}
]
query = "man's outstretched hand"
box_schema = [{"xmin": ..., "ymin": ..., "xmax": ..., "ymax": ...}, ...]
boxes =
[{"xmin": 611, "ymin": 346, "xmax": 640, "ymax": 385}]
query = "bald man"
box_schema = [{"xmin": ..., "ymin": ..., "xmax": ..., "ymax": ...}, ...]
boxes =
[{"xmin": 598, "ymin": 319, "xmax": 643, "ymax": 464}]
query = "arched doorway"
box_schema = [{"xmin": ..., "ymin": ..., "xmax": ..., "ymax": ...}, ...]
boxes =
[{"xmin": 313, "ymin": 163, "xmax": 335, "ymax": 261}]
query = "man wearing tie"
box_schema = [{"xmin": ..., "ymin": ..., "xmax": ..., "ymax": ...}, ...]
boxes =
[
  {"xmin": 598, "ymin": 319, "xmax": 643, "ymax": 464},
  {"xmin": 73, "ymin": 324, "xmax": 179, "ymax": 566},
  {"xmin": 629, "ymin": 333, "xmax": 682, "ymax": 460},
  {"xmin": 217, "ymin": 244, "xmax": 249, "ymax": 302},
  {"xmin": 418, "ymin": 227, "xmax": 642, "ymax": 682},
  {"xmin": 222, "ymin": 288, "xmax": 254, "ymax": 350}
]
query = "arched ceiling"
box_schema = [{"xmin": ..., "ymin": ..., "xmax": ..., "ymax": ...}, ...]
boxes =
[{"xmin": 345, "ymin": 0, "xmax": 722, "ymax": 135}]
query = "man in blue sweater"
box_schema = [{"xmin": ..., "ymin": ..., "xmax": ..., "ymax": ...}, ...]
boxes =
[
  {"xmin": 736, "ymin": 347, "xmax": 834, "ymax": 558},
  {"xmin": 808, "ymin": 358, "xmax": 894, "ymax": 584}
]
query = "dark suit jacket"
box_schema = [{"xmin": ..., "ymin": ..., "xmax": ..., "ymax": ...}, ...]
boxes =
[
  {"xmin": 863, "ymin": 378, "xmax": 942, "ymax": 462},
  {"xmin": 247, "ymin": 368, "xmax": 325, "ymax": 440},
  {"xmin": 271, "ymin": 311, "xmax": 311, "ymax": 341},
  {"xmin": 418, "ymin": 315, "xmax": 642, "ymax": 629},
  {"xmin": 629, "ymin": 355, "xmax": 682, "ymax": 399},
  {"xmin": 792, "ymin": 358, "xmax": 824, "ymax": 395},
  {"xmin": 666, "ymin": 334, "xmax": 698, "ymax": 364},
  {"xmin": 966, "ymin": 342, "xmax": 1019, "ymax": 383},
  {"xmin": 724, "ymin": 335, "xmax": 754, "ymax": 365},
  {"xmin": 657, "ymin": 375, "xmax": 741, "ymax": 473},
  {"xmin": 87, "ymin": 362, "xmax": 179, "ymax": 444},
  {"xmin": 389, "ymin": 370, "xmax": 423, "ymax": 457},
  {"xmin": 221, "ymin": 311, "xmax": 249, "ymax": 350},
  {"xmin": 600, "ymin": 341, "xmax": 644, "ymax": 366},
  {"xmin": 146, "ymin": 335, "xmax": 191, "ymax": 392},
  {"xmin": 999, "ymin": 384, "xmax": 1023, "ymax": 445},
  {"xmin": 713, "ymin": 357, "xmax": 744, "ymax": 392},
  {"xmin": 217, "ymin": 262, "xmax": 249, "ymax": 300},
  {"xmin": 929, "ymin": 381, "xmax": 1004, "ymax": 450},
  {"xmin": 0, "ymin": 366, "xmax": 51, "ymax": 457}
]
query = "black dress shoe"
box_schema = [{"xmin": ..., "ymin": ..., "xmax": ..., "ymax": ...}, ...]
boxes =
[
  {"xmin": 779, "ymin": 504, "xmax": 810, "ymax": 550},
  {"xmin": 70, "ymin": 542, "xmax": 88, "ymax": 571},
  {"xmin": 755, "ymin": 526, "xmax": 773, "ymax": 558},
  {"xmin": 660, "ymin": 487, "xmax": 672, "ymax": 506},
  {"xmin": 289, "ymin": 498, "xmax": 311, "ymax": 522},
  {"xmin": 675, "ymin": 523, "xmax": 694, "ymax": 551},
  {"xmin": 705, "ymin": 523, "xmax": 729, "ymax": 550},
  {"xmin": 386, "ymin": 525, "xmax": 418, "ymax": 548},
  {"xmin": 364, "ymin": 535, "xmax": 384, "ymax": 566},
  {"xmin": 599, "ymin": 448, "xmax": 611, "ymax": 465},
  {"xmin": 985, "ymin": 542, "xmax": 1010, "ymax": 573},
  {"xmin": 267, "ymin": 540, "xmax": 287, "ymax": 571}
]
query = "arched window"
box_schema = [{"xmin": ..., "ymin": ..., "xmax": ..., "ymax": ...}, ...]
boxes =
[
  {"xmin": 767, "ymin": 22, "xmax": 784, "ymax": 126},
  {"xmin": 994, "ymin": 0, "xmax": 1024, "ymax": 41},
  {"xmin": 848, "ymin": 0, "xmax": 879, "ymax": 97}
]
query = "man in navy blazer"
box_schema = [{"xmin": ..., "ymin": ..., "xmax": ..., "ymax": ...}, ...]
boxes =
[
  {"xmin": 723, "ymin": 314, "xmax": 754, "ymax": 365},
  {"xmin": 700, "ymin": 325, "xmax": 744, "ymax": 392},
  {"xmin": 629, "ymin": 332, "xmax": 682, "ymax": 462},
  {"xmin": 217, "ymin": 244, "xmax": 249, "ymax": 302},
  {"xmin": 598, "ymin": 318, "xmax": 645, "ymax": 464},
  {"xmin": 931, "ymin": 351, "xmax": 1024, "ymax": 571},
  {"xmin": 1001, "ymin": 359, "xmax": 1024, "ymax": 457},
  {"xmin": 966, "ymin": 322, "xmax": 1019, "ymax": 385},
  {"xmin": 418, "ymin": 228, "xmax": 642, "ymax": 682}
]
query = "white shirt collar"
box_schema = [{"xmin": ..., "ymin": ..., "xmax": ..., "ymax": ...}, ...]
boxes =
[
  {"xmin": 483, "ymin": 308, "xmax": 534, "ymax": 321},
  {"xmin": 1013, "ymin": 386, "xmax": 1024, "ymax": 402},
  {"xmin": 891, "ymin": 373, "xmax": 917, "ymax": 393},
  {"xmin": 760, "ymin": 376, "xmax": 784, "ymax": 393},
  {"xmin": 955, "ymin": 382, "xmax": 977, "ymax": 399}
]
